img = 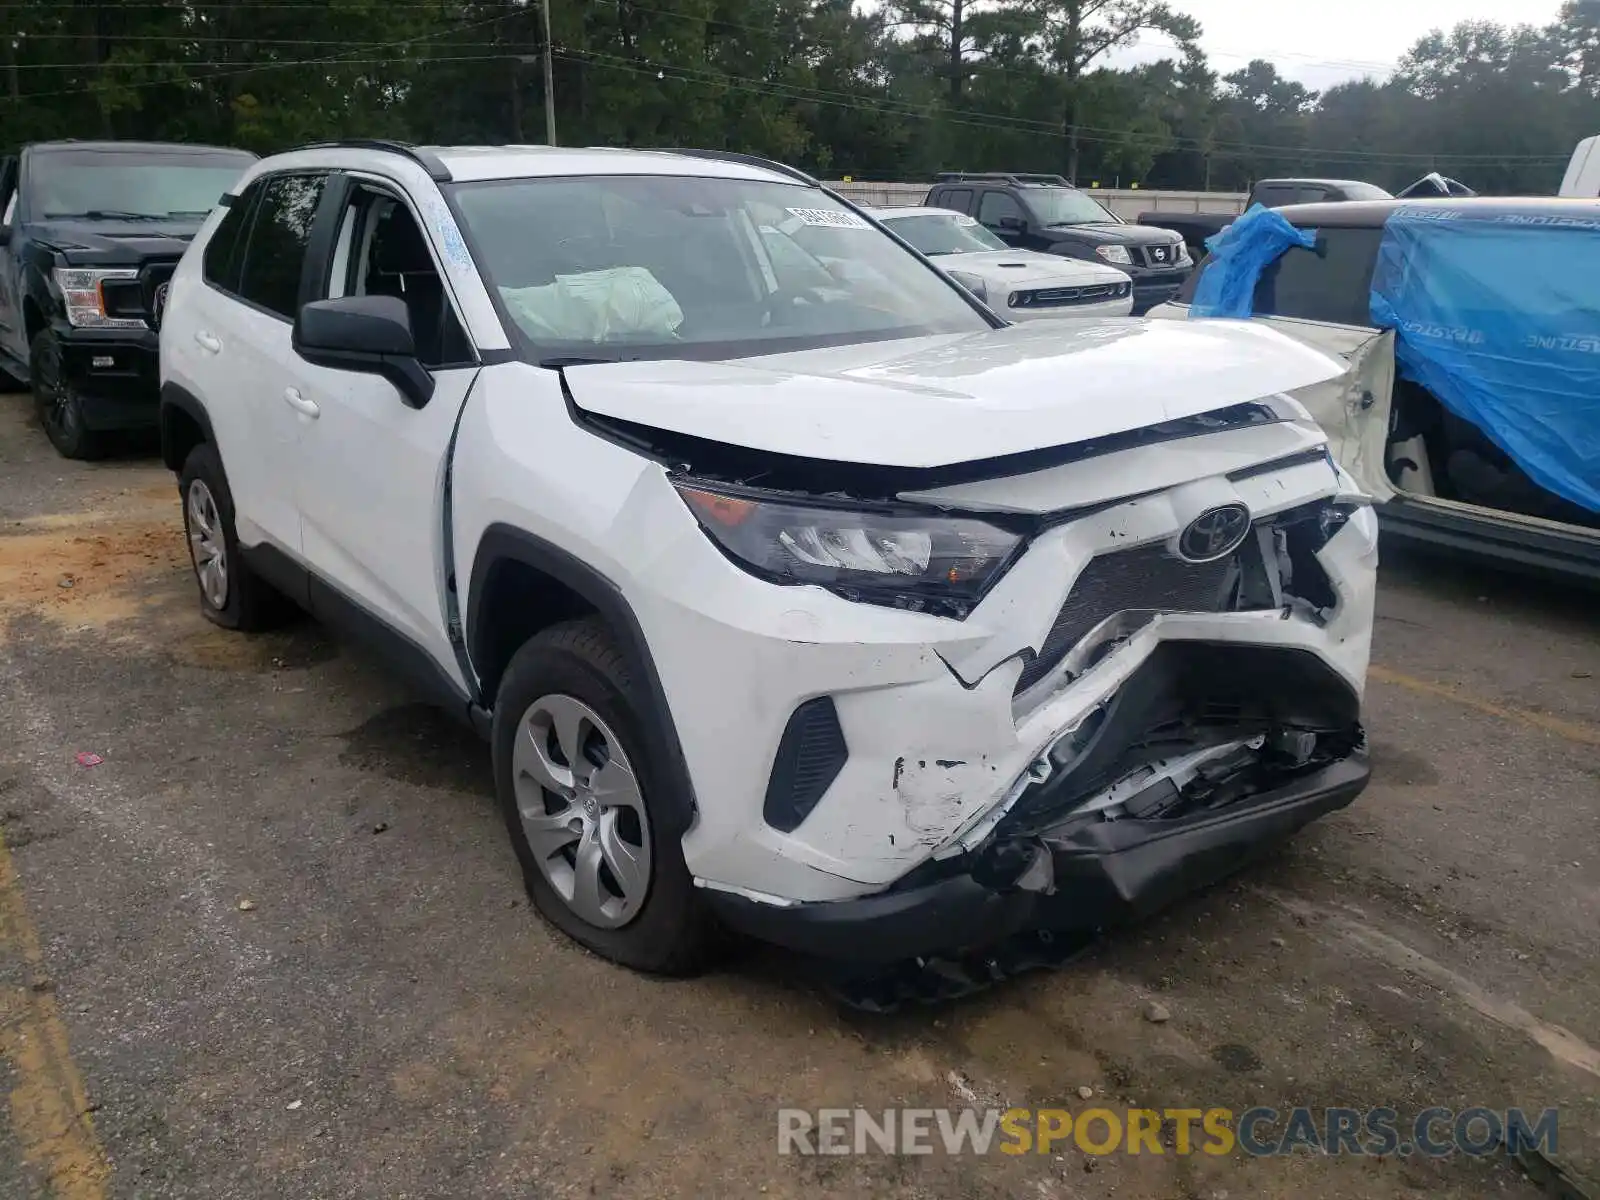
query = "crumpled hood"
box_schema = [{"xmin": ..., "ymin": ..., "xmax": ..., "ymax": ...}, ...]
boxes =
[
  {"xmin": 563, "ymin": 318, "xmax": 1345, "ymax": 469},
  {"xmin": 939, "ymin": 250, "xmax": 1128, "ymax": 290},
  {"xmin": 30, "ymin": 219, "xmax": 198, "ymax": 266}
]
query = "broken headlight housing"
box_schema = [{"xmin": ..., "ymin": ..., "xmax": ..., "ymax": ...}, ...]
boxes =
[{"xmin": 674, "ymin": 481, "xmax": 1022, "ymax": 618}]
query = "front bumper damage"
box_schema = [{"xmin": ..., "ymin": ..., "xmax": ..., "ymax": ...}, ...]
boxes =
[{"xmin": 703, "ymin": 640, "xmax": 1369, "ymax": 964}]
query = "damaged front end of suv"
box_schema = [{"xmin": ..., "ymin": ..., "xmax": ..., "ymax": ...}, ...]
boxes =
[{"xmin": 550, "ymin": 318, "xmax": 1378, "ymax": 975}]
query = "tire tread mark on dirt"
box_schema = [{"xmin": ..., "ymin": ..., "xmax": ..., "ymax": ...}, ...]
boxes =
[{"xmin": 1259, "ymin": 887, "xmax": 1600, "ymax": 1080}]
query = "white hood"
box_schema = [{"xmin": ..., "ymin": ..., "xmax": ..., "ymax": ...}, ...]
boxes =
[
  {"xmin": 937, "ymin": 249, "xmax": 1128, "ymax": 290},
  {"xmin": 563, "ymin": 318, "xmax": 1345, "ymax": 469}
]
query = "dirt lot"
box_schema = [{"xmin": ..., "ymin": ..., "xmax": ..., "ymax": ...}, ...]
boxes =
[{"xmin": 0, "ymin": 390, "xmax": 1596, "ymax": 1200}]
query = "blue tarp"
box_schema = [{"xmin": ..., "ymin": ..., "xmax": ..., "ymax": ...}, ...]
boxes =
[
  {"xmin": 1188, "ymin": 204, "xmax": 1317, "ymax": 319},
  {"xmin": 1369, "ymin": 206, "xmax": 1600, "ymax": 515}
]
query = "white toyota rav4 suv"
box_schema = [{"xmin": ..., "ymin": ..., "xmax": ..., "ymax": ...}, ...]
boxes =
[{"xmin": 158, "ymin": 141, "xmax": 1378, "ymax": 976}]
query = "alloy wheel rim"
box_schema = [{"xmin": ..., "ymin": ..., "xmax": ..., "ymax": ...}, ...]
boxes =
[
  {"xmin": 511, "ymin": 694, "xmax": 652, "ymax": 930},
  {"xmin": 186, "ymin": 480, "xmax": 229, "ymax": 610}
]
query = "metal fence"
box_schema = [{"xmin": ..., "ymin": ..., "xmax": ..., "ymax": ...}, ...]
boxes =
[{"xmin": 826, "ymin": 181, "xmax": 1248, "ymax": 221}]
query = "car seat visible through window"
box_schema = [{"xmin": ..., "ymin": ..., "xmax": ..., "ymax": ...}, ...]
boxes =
[{"xmin": 364, "ymin": 204, "xmax": 463, "ymax": 366}]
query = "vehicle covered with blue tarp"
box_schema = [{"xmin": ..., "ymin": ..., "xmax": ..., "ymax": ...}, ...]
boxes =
[{"xmin": 1154, "ymin": 196, "xmax": 1600, "ymax": 582}]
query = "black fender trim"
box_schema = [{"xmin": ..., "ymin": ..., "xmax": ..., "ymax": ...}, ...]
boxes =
[
  {"xmin": 466, "ymin": 524, "xmax": 699, "ymax": 827},
  {"xmin": 158, "ymin": 381, "xmax": 218, "ymax": 471}
]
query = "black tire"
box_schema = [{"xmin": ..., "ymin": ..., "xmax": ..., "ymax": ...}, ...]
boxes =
[
  {"xmin": 30, "ymin": 330, "xmax": 106, "ymax": 460},
  {"xmin": 178, "ymin": 441, "xmax": 294, "ymax": 631},
  {"xmin": 492, "ymin": 617, "xmax": 723, "ymax": 975}
]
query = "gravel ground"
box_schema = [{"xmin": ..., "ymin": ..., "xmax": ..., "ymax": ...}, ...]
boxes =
[{"xmin": 0, "ymin": 390, "xmax": 1596, "ymax": 1200}]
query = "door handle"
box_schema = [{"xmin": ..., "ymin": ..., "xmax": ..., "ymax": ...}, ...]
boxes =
[
  {"xmin": 283, "ymin": 387, "xmax": 320, "ymax": 419},
  {"xmin": 194, "ymin": 330, "xmax": 222, "ymax": 354}
]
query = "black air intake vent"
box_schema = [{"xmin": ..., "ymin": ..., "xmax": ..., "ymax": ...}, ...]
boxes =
[{"xmin": 763, "ymin": 697, "xmax": 849, "ymax": 833}]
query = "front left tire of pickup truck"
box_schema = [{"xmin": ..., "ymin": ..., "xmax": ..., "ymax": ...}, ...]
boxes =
[
  {"xmin": 30, "ymin": 330, "xmax": 105, "ymax": 460},
  {"xmin": 178, "ymin": 442, "xmax": 294, "ymax": 631},
  {"xmin": 492, "ymin": 616, "xmax": 722, "ymax": 976}
]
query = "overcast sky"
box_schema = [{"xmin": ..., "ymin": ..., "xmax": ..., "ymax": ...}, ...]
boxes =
[{"xmin": 1106, "ymin": 0, "xmax": 1567, "ymax": 90}]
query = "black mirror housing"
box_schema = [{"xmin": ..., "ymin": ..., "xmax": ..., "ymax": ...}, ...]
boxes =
[
  {"xmin": 293, "ymin": 295, "xmax": 434, "ymax": 408},
  {"xmin": 998, "ymin": 215, "xmax": 1026, "ymax": 232}
]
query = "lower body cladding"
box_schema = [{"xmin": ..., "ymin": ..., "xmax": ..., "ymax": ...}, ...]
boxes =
[{"xmin": 631, "ymin": 452, "xmax": 1379, "ymax": 964}]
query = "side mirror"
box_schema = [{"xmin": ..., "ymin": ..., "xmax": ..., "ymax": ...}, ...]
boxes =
[
  {"xmin": 998, "ymin": 215, "xmax": 1026, "ymax": 233},
  {"xmin": 292, "ymin": 295, "xmax": 434, "ymax": 409}
]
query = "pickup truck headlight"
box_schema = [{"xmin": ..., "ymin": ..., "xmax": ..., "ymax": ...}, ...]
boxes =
[
  {"xmin": 1094, "ymin": 245, "xmax": 1133, "ymax": 265},
  {"xmin": 946, "ymin": 269, "xmax": 989, "ymax": 305},
  {"xmin": 674, "ymin": 482, "xmax": 1022, "ymax": 619},
  {"xmin": 52, "ymin": 268, "xmax": 145, "ymax": 329}
]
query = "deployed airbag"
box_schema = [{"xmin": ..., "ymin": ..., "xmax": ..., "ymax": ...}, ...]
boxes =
[
  {"xmin": 500, "ymin": 267, "xmax": 683, "ymax": 343},
  {"xmin": 1189, "ymin": 205, "xmax": 1317, "ymax": 319},
  {"xmin": 1370, "ymin": 206, "xmax": 1600, "ymax": 514}
]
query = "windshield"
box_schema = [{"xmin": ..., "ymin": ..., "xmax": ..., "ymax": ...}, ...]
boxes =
[
  {"xmin": 882, "ymin": 212, "xmax": 1008, "ymax": 255},
  {"xmin": 1024, "ymin": 187, "xmax": 1120, "ymax": 227},
  {"xmin": 28, "ymin": 149, "xmax": 257, "ymax": 219},
  {"xmin": 449, "ymin": 175, "xmax": 990, "ymax": 361}
]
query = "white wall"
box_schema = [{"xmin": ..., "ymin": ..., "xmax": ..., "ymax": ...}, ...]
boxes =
[{"xmin": 827, "ymin": 181, "xmax": 1248, "ymax": 220}]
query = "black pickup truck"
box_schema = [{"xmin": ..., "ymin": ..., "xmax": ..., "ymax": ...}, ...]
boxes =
[{"xmin": 0, "ymin": 140, "xmax": 256, "ymax": 457}]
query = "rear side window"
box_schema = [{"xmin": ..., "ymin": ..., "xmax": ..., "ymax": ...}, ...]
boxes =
[
  {"xmin": 1176, "ymin": 225, "xmax": 1384, "ymax": 326},
  {"xmin": 202, "ymin": 183, "xmax": 258, "ymax": 294},
  {"xmin": 1253, "ymin": 184, "xmax": 1300, "ymax": 208},
  {"xmin": 236, "ymin": 173, "xmax": 328, "ymax": 320},
  {"xmin": 1253, "ymin": 227, "xmax": 1384, "ymax": 325},
  {"xmin": 978, "ymin": 191, "xmax": 1024, "ymax": 227}
]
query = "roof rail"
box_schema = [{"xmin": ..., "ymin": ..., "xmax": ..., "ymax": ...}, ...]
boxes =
[
  {"xmin": 644, "ymin": 147, "xmax": 819, "ymax": 186},
  {"xmin": 933, "ymin": 171, "xmax": 1072, "ymax": 187},
  {"xmin": 289, "ymin": 138, "xmax": 452, "ymax": 182}
]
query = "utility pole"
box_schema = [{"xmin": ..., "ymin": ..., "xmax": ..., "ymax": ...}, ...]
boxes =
[
  {"xmin": 540, "ymin": 0, "xmax": 556, "ymax": 146},
  {"xmin": 517, "ymin": 0, "xmax": 556, "ymax": 146}
]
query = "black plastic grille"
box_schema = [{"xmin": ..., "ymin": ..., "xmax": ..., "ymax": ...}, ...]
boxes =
[
  {"xmin": 1015, "ymin": 283, "xmax": 1123, "ymax": 308},
  {"xmin": 1014, "ymin": 544, "xmax": 1235, "ymax": 695},
  {"xmin": 763, "ymin": 697, "xmax": 849, "ymax": 833}
]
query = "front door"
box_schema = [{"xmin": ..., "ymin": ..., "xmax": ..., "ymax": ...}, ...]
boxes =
[{"xmin": 290, "ymin": 180, "xmax": 481, "ymax": 693}]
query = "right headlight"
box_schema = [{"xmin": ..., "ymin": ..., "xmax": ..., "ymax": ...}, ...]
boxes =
[
  {"xmin": 52, "ymin": 267, "xmax": 144, "ymax": 329},
  {"xmin": 1094, "ymin": 245, "xmax": 1134, "ymax": 266},
  {"xmin": 674, "ymin": 481, "xmax": 1023, "ymax": 619}
]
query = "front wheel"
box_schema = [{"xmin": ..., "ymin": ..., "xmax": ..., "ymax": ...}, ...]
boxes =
[
  {"xmin": 30, "ymin": 330, "xmax": 106, "ymax": 460},
  {"xmin": 492, "ymin": 617, "xmax": 722, "ymax": 975}
]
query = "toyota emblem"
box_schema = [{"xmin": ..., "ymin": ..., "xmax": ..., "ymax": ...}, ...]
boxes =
[{"xmin": 1176, "ymin": 503, "xmax": 1252, "ymax": 563}]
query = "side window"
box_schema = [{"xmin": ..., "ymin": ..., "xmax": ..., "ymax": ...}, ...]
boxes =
[
  {"xmin": 1253, "ymin": 185, "xmax": 1296, "ymax": 208},
  {"xmin": 1294, "ymin": 186, "xmax": 1331, "ymax": 205},
  {"xmin": 237, "ymin": 173, "xmax": 327, "ymax": 320},
  {"xmin": 941, "ymin": 187, "xmax": 975, "ymax": 215},
  {"xmin": 329, "ymin": 188, "xmax": 472, "ymax": 368},
  {"xmin": 978, "ymin": 190, "xmax": 1024, "ymax": 228},
  {"xmin": 1252, "ymin": 227, "xmax": 1385, "ymax": 325},
  {"xmin": 202, "ymin": 182, "xmax": 260, "ymax": 295}
]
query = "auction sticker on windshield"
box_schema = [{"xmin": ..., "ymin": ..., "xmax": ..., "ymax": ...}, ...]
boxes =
[{"xmin": 786, "ymin": 208, "xmax": 871, "ymax": 229}]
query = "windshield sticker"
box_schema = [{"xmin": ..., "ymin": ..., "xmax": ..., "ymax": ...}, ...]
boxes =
[
  {"xmin": 950, "ymin": 213, "xmax": 979, "ymax": 226},
  {"xmin": 784, "ymin": 207, "xmax": 871, "ymax": 230}
]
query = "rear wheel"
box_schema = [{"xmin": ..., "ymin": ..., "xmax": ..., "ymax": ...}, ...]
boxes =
[
  {"xmin": 493, "ymin": 617, "xmax": 722, "ymax": 975},
  {"xmin": 31, "ymin": 330, "xmax": 106, "ymax": 460},
  {"xmin": 178, "ymin": 442, "xmax": 293, "ymax": 631}
]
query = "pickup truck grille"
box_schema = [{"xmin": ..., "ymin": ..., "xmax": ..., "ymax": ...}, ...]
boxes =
[
  {"xmin": 1012, "ymin": 282, "xmax": 1126, "ymax": 308},
  {"xmin": 99, "ymin": 260, "xmax": 179, "ymax": 329},
  {"xmin": 1136, "ymin": 243, "xmax": 1181, "ymax": 268}
]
